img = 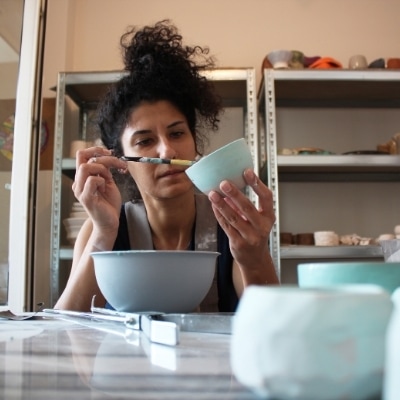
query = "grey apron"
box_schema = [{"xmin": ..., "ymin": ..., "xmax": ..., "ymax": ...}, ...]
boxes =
[{"xmin": 124, "ymin": 195, "xmax": 219, "ymax": 312}]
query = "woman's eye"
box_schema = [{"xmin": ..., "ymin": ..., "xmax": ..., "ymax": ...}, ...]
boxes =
[
  {"xmin": 170, "ymin": 131, "xmax": 185, "ymax": 138},
  {"xmin": 134, "ymin": 138, "xmax": 153, "ymax": 146}
]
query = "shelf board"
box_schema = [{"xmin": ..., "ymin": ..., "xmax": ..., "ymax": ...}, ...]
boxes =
[
  {"xmin": 61, "ymin": 158, "xmax": 75, "ymax": 179},
  {"xmin": 60, "ymin": 246, "xmax": 383, "ymax": 260},
  {"xmin": 259, "ymin": 69, "xmax": 400, "ymax": 108},
  {"xmin": 60, "ymin": 248, "xmax": 73, "ymax": 260},
  {"xmin": 280, "ymin": 245, "xmax": 383, "ymax": 259},
  {"xmin": 60, "ymin": 246, "xmax": 383, "ymax": 262},
  {"xmin": 275, "ymin": 155, "xmax": 400, "ymax": 181},
  {"xmin": 62, "ymin": 158, "xmax": 75, "ymax": 169},
  {"xmin": 60, "ymin": 68, "xmax": 252, "ymax": 110},
  {"xmin": 278, "ymin": 154, "xmax": 400, "ymax": 168}
]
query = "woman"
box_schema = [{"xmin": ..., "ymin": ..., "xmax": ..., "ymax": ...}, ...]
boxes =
[{"xmin": 55, "ymin": 20, "xmax": 279, "ymax": 312}]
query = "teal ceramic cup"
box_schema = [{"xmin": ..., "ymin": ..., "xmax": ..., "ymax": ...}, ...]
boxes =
[
  {"xmin": 185, "ymin": 138, "xmax": 254, "ymax": 195},
  {"xmin": 298, "ymin": 262, "xmax": 400, "ymax": 294}
]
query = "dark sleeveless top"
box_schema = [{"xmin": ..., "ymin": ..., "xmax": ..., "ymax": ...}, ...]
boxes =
[{"xmin": 112, "ymin": 195, "xmax": 238, "ymax": 312}]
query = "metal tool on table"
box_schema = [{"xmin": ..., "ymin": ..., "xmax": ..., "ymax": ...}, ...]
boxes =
[
  {"xmin": 0, "ymin": 302, "xmax": 44, "ymax": 321},
  {"xmin": 43, "ymin": 297, "xmax": 233, "ymax": 346}
]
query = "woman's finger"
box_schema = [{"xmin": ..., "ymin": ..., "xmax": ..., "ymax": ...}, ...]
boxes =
[
  {"xmin": 75, "ymin": 146, "xmax": 111, "ymax": 165},
  {"xmin": 76, "ymin": 147, "xmax": 127, "ymax": 171}
]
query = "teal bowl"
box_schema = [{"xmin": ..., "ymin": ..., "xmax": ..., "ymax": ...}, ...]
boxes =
[
  {"xmin": 185, "ymin": 138, "xmax": 254, "ymax": 195},
  {"xmin": 298, "ymin": 262, "xmax": 400, "ymax": 294}
]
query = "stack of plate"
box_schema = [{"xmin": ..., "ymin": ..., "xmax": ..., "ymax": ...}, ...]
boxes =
[{"xmin": 63, "ymin": 202, "xmax": 88, "ymax": 245}]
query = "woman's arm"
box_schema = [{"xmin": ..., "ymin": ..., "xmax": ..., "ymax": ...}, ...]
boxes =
[
  {"xmin": 54, "ymin": 147, "xmax": 127, "ymax": 311},
  {"xmin": 209, "ymin": 168, "xmax": 279, "ymax": 294},
  {"xmin": 54, "ymin": 220, "xmax": 119, "ymax": 311}
]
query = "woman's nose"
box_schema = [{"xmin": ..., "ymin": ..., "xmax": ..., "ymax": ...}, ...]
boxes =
[{"xmin": 157, "ymin": 139, "xmax": 177, "ymax": 159}]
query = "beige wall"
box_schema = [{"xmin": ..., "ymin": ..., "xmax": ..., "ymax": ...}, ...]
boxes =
[
  {"xmin": 40, "ymin": 0, "xmax": 400, "ymax": 290},
  {"xmin": 0, "ymin": 63, "xmax": 19, "ymax": 99},
  {"xmin": 43, "ymin": 0, "xmax": 400, "ymax": 96}
]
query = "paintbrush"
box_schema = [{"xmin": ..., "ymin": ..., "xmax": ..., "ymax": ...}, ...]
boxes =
[{"xmin": 120, "ymin": 156, "xmax": 196, "ymax": 166}]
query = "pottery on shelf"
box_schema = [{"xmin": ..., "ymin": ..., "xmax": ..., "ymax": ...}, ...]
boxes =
[{"xmin": 266, "ymin": 50, "xmax": 292, "ymax": 69}]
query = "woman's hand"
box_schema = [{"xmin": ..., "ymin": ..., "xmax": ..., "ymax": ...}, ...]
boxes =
[
  {"xmin": 72, "ymin": 147, "xmax": 128, "ymax": 233},
  {"xmin": 208, "ymin": 168, "xmax": 279, "ymax": 287}
]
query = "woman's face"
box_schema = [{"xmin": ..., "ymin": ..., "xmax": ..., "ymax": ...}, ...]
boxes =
[{"xmin": 120, "ymin": 100, "xmax": 197, "ymax": 200}]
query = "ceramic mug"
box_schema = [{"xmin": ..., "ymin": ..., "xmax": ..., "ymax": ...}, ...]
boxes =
[{"xmin": 349, "ymin": 54, "xmax": 368, "ymax": 69}]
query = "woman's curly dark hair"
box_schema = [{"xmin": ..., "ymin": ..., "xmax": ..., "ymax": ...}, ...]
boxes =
[{"xmin": 97, "ymin": 19, "xmax": 222, "ymax": 158}]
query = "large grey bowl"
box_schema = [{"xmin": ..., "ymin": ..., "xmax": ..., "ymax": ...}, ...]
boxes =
[{"xmin": 91, "ymin": 250, "xmax": 219, "ymax": 313}]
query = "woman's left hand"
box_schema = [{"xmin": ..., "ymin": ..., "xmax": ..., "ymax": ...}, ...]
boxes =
[{"xmin": 208, "ymin": 168, "xmax": 278, "ymax": 286}]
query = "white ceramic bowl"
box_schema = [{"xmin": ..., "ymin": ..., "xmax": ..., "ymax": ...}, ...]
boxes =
[
  {"xmin": 185, "ymin": 138, "xmax": 254, "ymax": 195},
  {"xmin": 91, "ymin": 250, "xmax": 220, "ymax": 312},
  {"xmin": 65, "ymin": 227, "xmax": 80, "ymax": 235},
  {"xmin": 71, "ymin": 202, "xmax": 84, "ymax": 210},
  {"xmin": 63, "ymin": 217, "xmax": 86, "ymax": 228},
  {"xmin": 267, "ymin": 49, "xmax": 292, "ymax": 69},
  {"xmin": 66, "ymin": 235, "xmax": 79, "ymax": 246},
  {"xmin": 69, "ymin": 211, "xmax": 88, "ymax": 219}
]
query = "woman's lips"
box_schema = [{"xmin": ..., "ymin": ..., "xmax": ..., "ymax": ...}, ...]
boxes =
[{"xmin": 158, "ymin": 168, "xmax": 185, "ymax": 178}]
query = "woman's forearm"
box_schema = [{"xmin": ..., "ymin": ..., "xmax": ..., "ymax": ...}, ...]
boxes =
[{"xmin": 54, "ymin": 222, "xmax": 117, "ymax": 311}]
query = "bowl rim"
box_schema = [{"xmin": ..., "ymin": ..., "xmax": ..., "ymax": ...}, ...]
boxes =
[
  {"xmin": 186, "ymin": 138, "xmax": 249, "ymax": 169},
  {"xmin": 91, "ymin": 250, "xmax": 221, "ymax": 256},
  {"xmin": 298, "ymin": 262, "xmax": 400, "ymax": 268}
]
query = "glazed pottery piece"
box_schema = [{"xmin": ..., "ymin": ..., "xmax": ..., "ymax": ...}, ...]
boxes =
[
  {"xmin": 387, "ymin": 58, "xmax": 400, "ymax": 69},
  {"xmin": 303, "ymin": 55, "xmax": 320, "ymax": 67},
  {"xmin": 185, "ymin": 138, "xmax": 253, "ymax": 195},
  {"xmin": 261, "ymin": 55, "xmax": 273, "ymax": 71},
  {"xmin": 298, "ymin": 262, "xmax": 400, "ymax": 294},
  {"xmin": 380, "ymin": 239, "xmax": 400, "ymax": 261},
  {"xmin": 289, "ymin": 50, "xmax": 304, "ymax": 69},
  {"xmin": 266, "ymin": 50, "xmax": 292, "ymax": 69},
  {"xmin": 368, "ymin": 58, "xmax": 385, "ymax": 68},
  {"xmin": 231, "ymin": 285, "xmax": 393, "ymax": 400},
  {"xmin": 309, "ymin": 57, "xmax": 342, "ymax": 69},
  {"xmin": 384, "ymin": 288, "xmax": 400, "ymax": 399},
  {"xmin": 348, "ymin": 54, "xmax": 368, "ymax": 69}
]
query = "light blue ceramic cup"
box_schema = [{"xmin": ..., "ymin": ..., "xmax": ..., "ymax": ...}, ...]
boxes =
[{"xmin": 185, "ymin": 138, "xmax": 254, "ymax": 195}]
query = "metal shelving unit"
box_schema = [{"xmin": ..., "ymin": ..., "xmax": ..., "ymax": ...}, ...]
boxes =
[
  {"xmin": 258, "ymin": 69, "xmax": 400, "ymax": 278},
  {"xmin": 50, "ymin": 68, "xmax": 258, "ymax": 306}
]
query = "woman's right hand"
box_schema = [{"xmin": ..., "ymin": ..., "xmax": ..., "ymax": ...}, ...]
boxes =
[{"xmin": 72, "ymin": 147, "xmax": 128, "ymax": 232}]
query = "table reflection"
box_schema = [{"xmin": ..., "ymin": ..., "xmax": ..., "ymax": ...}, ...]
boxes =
[{"xmin": 0, "ymin": 317, "xmax": 255, "ymax": 399}]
